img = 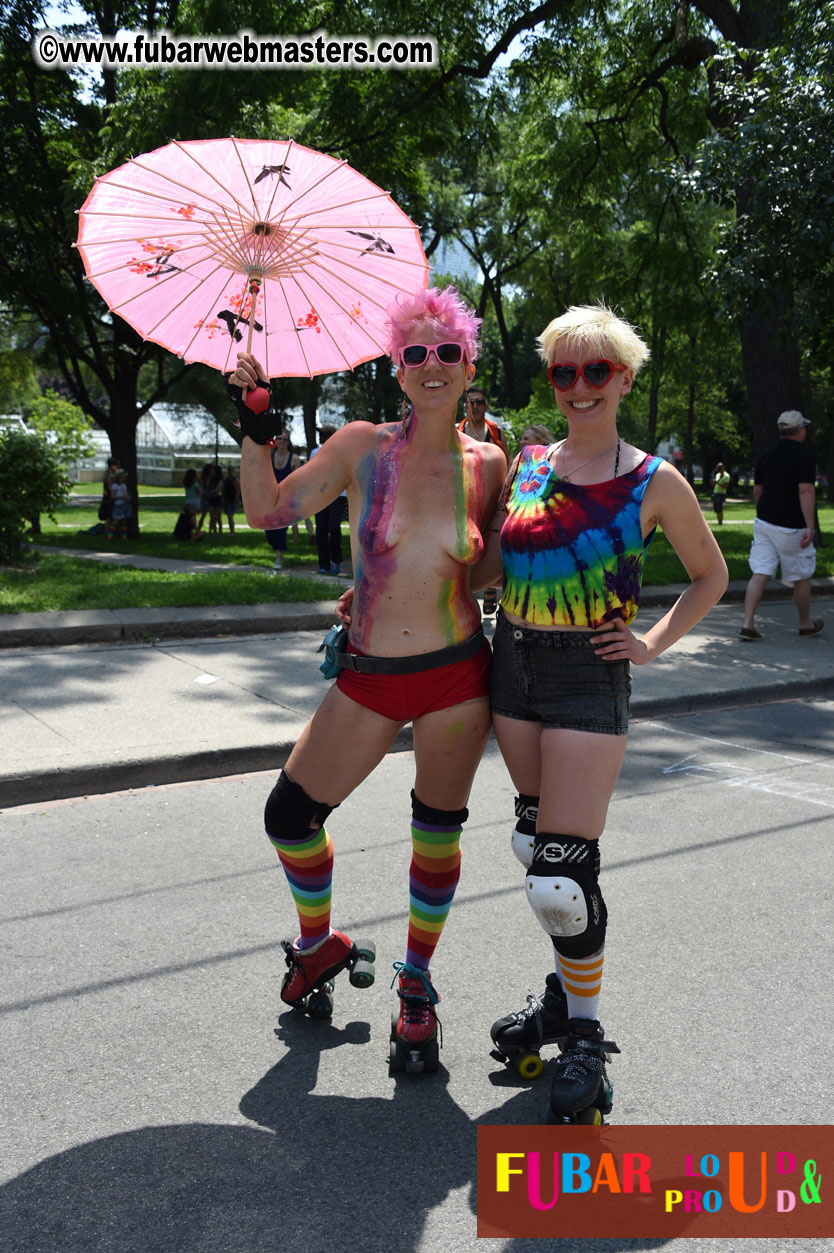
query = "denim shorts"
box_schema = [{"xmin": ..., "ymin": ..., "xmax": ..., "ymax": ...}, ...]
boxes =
[{"xmin": 490, "ymin": 610, "xmax": 631, "ymax": 735}]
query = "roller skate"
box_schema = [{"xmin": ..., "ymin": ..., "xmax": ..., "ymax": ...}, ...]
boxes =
[
  {"xmin": 545, "ymin": 1017, "xmax": 620, "ymax": 1125},
  {"xmin": 280, "ymin": 929, "xmax": 375, "ymax": 1020},
  {"xmin": 490, "ymin": 973, "xmax": 570, "ymax": 1079},
  {"xmin": 388, "ymin": 962, "xmax": 441, "ymax": 1075}
]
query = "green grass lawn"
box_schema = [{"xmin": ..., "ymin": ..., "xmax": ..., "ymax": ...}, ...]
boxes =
[
  {"xmin": 649, "ymin": 501, "xmax": 834, "ymax": 584},
  {"xmin": 39, "ymin": 494, "xmax": 312, "ymax": 569},
  {"xmin": 0, "ymin": 555, "xmax": 342, "ymax": 614},
  {"xmin": 4, "ymin": 497, "xmax": 342, "ymax": 613},
  {"xmin": 5, "ymin": 494, "xmax": 832, "ymax": 616}
]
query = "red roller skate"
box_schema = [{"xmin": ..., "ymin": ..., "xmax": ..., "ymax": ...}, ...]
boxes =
[
  {"xmin": 280, "ymin": 929, "xmax": 375, "ymax": 1019},
  {"xmin": 388, "ymin": 962, "xmax": 441, "ymax": 1074}
]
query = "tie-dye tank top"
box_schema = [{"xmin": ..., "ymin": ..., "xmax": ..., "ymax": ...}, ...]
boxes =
[{"xmin": 499, "ymin": 445, "xmax": 663, "ymax": 628}]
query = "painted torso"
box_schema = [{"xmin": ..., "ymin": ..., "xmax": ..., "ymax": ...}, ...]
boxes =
[
  {"xmin": 500, "ymin": 445, "xmax": 663, "ymax": 629},
  {"xmin": 348, "ymin": 425, "xmax": 494, "ymax": 654}
]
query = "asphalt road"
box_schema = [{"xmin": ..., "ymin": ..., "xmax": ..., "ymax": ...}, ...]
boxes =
[{"xmin": 2, "ymin": 698, "xmax": 832, "ymax": 1253}]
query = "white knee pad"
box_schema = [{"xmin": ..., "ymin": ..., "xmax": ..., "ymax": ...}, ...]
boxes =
[
  {"xmin": 525, "ymin": 833, "xmax": 607, "ymax": 956},
  {"xmin": 526, "ymin": 872, "xmax": 588, "ymax": 937},
  {"xmin": 511, "ymin": 828, "xmax": 535, "ymax": 868},
  {"xmin": 511, "ymin": 794, "xmax": 539, "ymax": 868}
]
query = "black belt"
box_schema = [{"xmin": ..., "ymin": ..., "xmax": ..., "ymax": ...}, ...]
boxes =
[{"xmin": 335, "ymin": 631, "xmax": 485, "ymax": 675}]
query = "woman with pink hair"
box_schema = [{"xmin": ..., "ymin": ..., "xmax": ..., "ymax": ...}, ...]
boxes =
[{"xmin": 228, "ymin": 286, "xmax": 506, "ymax": 1071}]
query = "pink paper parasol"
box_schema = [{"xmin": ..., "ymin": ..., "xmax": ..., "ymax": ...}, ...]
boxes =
[{"xmin": 76, "ymin": 137, "xmax": 430, "ymax": 377}]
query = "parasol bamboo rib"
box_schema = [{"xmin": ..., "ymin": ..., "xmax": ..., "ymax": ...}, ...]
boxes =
[
  {"xmin": 268, "ymin": 148, "xmax": 349, "ymax": 222},
  {"xmin": 292, "ymin": 265, "xmax": 389, "ymax": 360},
  {"xmin": 274, "ymin": 277, "xmax": 313, "ymax": 377},
  {"xmin": 116, "ymin": 160, "xmax": 246, "ymax": 216},
  {"xmin": 228, "ymin": 135, "xmax": 262, "ymax": 220},
  {"xmin": 76, "ymin": 230, "xmax": 219, "ymax": 250},
  {"xmin": 79, "ymin": 227, "xmax": 256, "ymax": 278},
  {"xmin": 288, "ymin": 271, "xmax": 357, "ymax": 375},
  {"xmin": 176, "ymin": 269, "xmax": 250, "ymax": 363},
  {"xmin": 278, "ymin": 191, "xmax": 394, "ymax": 219},
  {"xmin": 168, "ymin": 139, "xmax": 260, "ymax": 219},
  {"xmin": 309, "ymin": 245, "xmax": 431, "ymax": 289},
  {"xmin": 82, "ymin": 175, "xmax": 224, "ymax": 215},
  {"xmin": 111, "ymin": 258, "xmax": 228, "ymax": 324},
  {"xmin": 301, "ymin": 257, "xmax": 396, "ymax": 314},
  {"xmin": 232, "ymin": 134, "xmax": 290, "ymax": 231},
  {"xmin": 78, "ymin": 205, "xmax": 421, "ymax": 232}
]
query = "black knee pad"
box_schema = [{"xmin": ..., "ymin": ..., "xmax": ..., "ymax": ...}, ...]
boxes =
[
  {"xmin": 525, "ymin": 833, "xmax": 607, "ymax": 959},
  {"xmin": 411, "ymin": 789, "xmax": 468, "ymax": 828},
  {"xmin": 264, "ymin": 770, "xmax": 337, "ymax": 842}
]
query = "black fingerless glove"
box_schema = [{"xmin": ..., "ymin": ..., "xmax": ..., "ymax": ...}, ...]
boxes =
[{"xmin": 225, "ymin": 374, "xmax": 281, "ymax": 445}]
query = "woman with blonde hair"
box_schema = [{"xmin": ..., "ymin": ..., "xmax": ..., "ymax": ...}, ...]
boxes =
[
  {"xmin": 519, "ymin": 423, "xmax": 556, "ymax": 448},
  {"xmin": 484, "ymin": 302, "xmax": 727, "ymax": 1121}
]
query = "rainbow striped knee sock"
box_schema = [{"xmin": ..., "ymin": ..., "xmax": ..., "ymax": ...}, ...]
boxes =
[
  {"xmin": 268, "ymin": 825, "xmax": 334, "ymax": 949},
  {"xmin": 405, "ymin": 793, "xmax": 466, "ymax": 970}
]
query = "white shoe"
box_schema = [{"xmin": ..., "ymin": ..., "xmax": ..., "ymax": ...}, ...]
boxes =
[{"xmin": 272, "ymin": 555, "xmax": 284, "ymax": 570}]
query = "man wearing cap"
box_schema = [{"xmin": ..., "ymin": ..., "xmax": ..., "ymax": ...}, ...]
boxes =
[{"xmin": 740, "ymin": 410, "xmax": 823, "ymax": 640}]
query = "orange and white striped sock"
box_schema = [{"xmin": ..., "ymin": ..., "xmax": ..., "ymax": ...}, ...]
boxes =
[{"xmin": 558, "ymin": 949, "xmax": 605, "ymax": 1022}]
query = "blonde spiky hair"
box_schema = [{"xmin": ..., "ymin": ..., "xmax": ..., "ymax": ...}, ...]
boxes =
[{"xmin": 537, "ymin": 303, "xmax": 650, "ymax": 375}]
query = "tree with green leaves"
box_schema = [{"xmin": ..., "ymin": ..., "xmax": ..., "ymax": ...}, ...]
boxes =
[
  {"xmin": 0, "ymin": 426, "xmax": 71, "ymax": 561},
  {"xmin": 25, "ymin": 389, "xmax": 96, "ymax": 466}
]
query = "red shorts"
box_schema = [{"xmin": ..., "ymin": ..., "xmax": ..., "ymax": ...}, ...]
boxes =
[{"xmin": 336, "ymin": 637, "xmax": 491, "ymax": 722}]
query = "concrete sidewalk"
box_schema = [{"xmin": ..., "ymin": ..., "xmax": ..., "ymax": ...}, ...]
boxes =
[{"xmin": 3, "ymin": 590, "xmax": 833, "ymax": 808}]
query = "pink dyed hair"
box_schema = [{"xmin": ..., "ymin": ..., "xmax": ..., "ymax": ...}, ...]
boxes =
[{"xmin": 386, "ymin": 286, "xmax": 481, "ymax": 363}]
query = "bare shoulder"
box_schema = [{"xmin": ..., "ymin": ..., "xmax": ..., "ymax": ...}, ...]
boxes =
[
  {"xmin": 460, "ymin": 431, "xmax": 506, "ymax": 468},
  {"xmin": 330, "ymin": 419, "xmax": 382, "ymax": 448},
  {"xmin": 643, "ymin": 458, "xmax": 703, "ymax": 524}
]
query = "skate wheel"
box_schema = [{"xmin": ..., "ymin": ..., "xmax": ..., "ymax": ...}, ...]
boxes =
[
  {"xmin": 421, "ymin": 1039, "xmax": 439, "ymax": 1073},
  {"xmin": 389, "ymin": 1009, "xmax": 399, "ymax": 1041},
  {"xmin": 349, "ymin": 956, "xmax": 375, "ymax": 989},
  {"xmin": 544, "ymin": 1107, "xmax": 574, "ymax": 1125},
  {"xmin": 596, "ymin": 1076, "xmax": 614, "ymax": 1116},
  {"xmin": 405, "ymin": 1050, "xmax": 425, "ymax": 1075},
  {"xmin": 389, "ymin": 1038, "xmax": 407, "ymax": 1074},
  {"xmin": 515, "ymin": 1052, "xmax": 544, "ymax": 1081},
  {"xmin": 306, "ymin": 982, "xmax": 334, "ymax": 1020},
  {"xmin": 576, "ymin": 1106, "xmax": 603, "ymax": 1126},
  {"xmin": 354, "ymin": 938, "xmax": 376, "ymax": 963}
]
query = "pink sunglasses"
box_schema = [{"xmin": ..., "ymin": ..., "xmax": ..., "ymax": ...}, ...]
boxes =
[{"xmin": 399, "ymin": 342, "xmax": 467, "ymax": 368}]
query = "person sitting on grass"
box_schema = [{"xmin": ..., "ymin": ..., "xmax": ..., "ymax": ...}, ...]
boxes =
[{"xmin": 107, "ymin": 469, "xmax": 133, "ymax": 540}]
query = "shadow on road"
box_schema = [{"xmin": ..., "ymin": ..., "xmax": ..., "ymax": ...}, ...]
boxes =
[{"xmin": 0, "ymin": 1006, "xmax": 681, "ymax": 1252}]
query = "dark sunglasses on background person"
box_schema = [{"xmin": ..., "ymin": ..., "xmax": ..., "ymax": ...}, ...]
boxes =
[
  {"xmin": 548, "ymin": 360, "xmax": 627, "ymax": 390},
  {"xmin": 399, "ymin": 342, "xmax": 467, "ymax": 368}
]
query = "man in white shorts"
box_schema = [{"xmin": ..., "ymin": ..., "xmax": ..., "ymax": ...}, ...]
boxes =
[{"xmin": 740, "ymin": 410, "xmax": 823, "ymax": 640}]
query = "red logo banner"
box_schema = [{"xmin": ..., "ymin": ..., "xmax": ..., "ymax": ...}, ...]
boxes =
[{"xmin": 476, "ymin": 1125, "xmax": 831, "ymax": 1238}]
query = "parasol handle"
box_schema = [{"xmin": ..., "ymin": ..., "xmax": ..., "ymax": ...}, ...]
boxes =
[{"xmin": 241, "ymin": 270, "xmax": 262, "ymax": 402}]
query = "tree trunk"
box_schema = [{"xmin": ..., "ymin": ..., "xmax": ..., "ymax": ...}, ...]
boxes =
[
  {"xmin": 821, "ymin": 360, "xmax": 826, "ymax": 501},
  {"xmin": 484, "ymin": 273, "xmax": 517, "ymax": 407},
  {"xmin": 685, "ymin": 333, "xmax": 696, "ymax": 485},
  {"xmin": 301, "ymin": 377, "xmax": 320, "ymax": 453},
  {"xmin": 103, "ymin": 370, "xmax": 141, "ymax": 535},
  {"xmin": 740, "ymin": 296, "xmax": 804, "ymax": 468},
  {"xmin": 646, "ymin": 321, "xmax": 667, "ymax": 453}
]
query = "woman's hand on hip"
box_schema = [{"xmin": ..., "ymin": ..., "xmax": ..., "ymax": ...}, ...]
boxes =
[{"xmin": 591, "ymin": 617, "xmax": 651, "ymax": 664}]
